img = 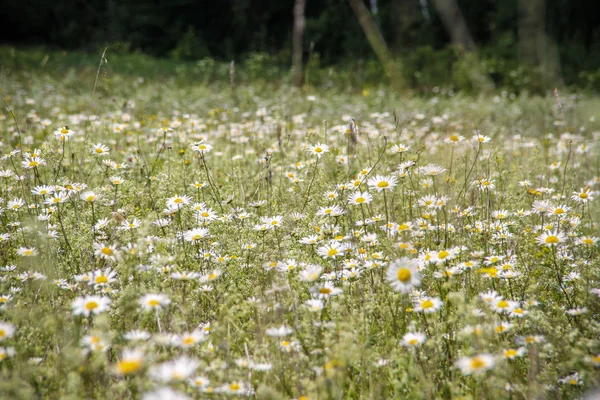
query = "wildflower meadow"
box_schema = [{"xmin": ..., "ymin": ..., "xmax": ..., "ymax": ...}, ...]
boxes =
[{"xmin": 0, "ymin": 50, "xmax": 599, "ymax": 399}]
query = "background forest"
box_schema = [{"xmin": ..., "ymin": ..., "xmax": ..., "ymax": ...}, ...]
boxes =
[{"xmin": 2, "ymin": 0, "xmax": 600, "ymax": 92}]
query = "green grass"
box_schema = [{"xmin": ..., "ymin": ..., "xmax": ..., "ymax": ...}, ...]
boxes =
[{"xmin": 0, "ymin": 47, "xmax": 599, "ymax": 399}]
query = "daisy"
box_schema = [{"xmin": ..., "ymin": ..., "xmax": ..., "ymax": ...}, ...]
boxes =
[
  {"xmin": 300, "ymin": 265, "xmax": 322, "ymax": 282},
  {"xmin": 93, "ymin": 243, "xmax": 121, "ymax": 261},
  {"xmin": 413, "ymin": 297, "xmax": 443, "ymax": 313},
  {"xmin": 175, "ymin": 330, "xmax": 206, "ymax": 348},
  {"xmin": 307, "ymin": 143, "xmax": 330, "ymax": 158},
  {"xmin": 17, "ymin": 247, "xmax": 38, "ymax": 257},
  {"xmin": 221, "ymin": 382, "xmax": 252, "ymax": 396},
  {"xmin": 45, "ymin": 192, "xmax": 69, "ymax": 205},
  {"xmin": 571, "ymin": 188, "xmax": 594, "ymax": 203},
  {"xmin": 456, "ymin": 354, "xmax": 495, "ymax": 375},
  {"xmin": 401, "ymin": 332, "xmax": 426, "ymax": 347},
  {"xmin": 200, "ymin": 270, "xmax": 222, "ymax": 283},
  {"xmin": 579, "ymin": 237, "xmax": 598, "ymax": 246},
  {"xmin": 31, "ymin": 185, "xmax": 55, "ymax": 196},
  {"xmin": 124, "ymin": 330, "xmax": 151, "ymax": 342},
  {"xmin": 166, "ymin": 195, "xmax": 192, "ymax": 210},
  {"xmin": 80, "ymin": 191, "xmax": 100, "ymax": 203},
  {"xmin": 80, "ymin": 335, "xmax": 108, "ymax": 352},
  {"xmin": 22, "ymin": 157, "xmax": 46, "ymax": 169},
  {"xmin": 265, "ymin": 326, "xmax": 293, "ymax": 337},
  {"xmin": 548, "ymin": 204, "xmax": 570, "ymax": 217},
  {"xmin": 8, "ymin": 199, "xmax": 25, "ymax": 211},
  {"xmin": 305, "ymin": 299, "xmax": 324, "ymax": 312},
  {"xmin": 311, "ymin": 282, "xmax": 343, "ymax": 298},
  {"xmin": 0, "ymin": 347, "xmax": 15, "ymax": 361},
  {"xmin": 119, "ymin": 219, "xmax": 142, "ymax": 231},
  {"xmin": 535, "ymin": 230, "xmax": 565, "ymax": 246},
  {"xmin": 139, "ymin": 294, "xmax": 171, "ymax": 311},
  {"xmin": 0, "ymin": 322, "xmax": 16, "ymax": 341},
  {"xmin": 149, "ymin": 356, "xmax": 199, "ymax": 382},
  {"xmin": 90, "ymin": 268, "xmax": 117, "ymax": 287},
  {"xmin": 189, "ymin": 376, "xmax": 210, "ymax": 389},
  {"xmin": 502, "ymin": 348, "xmax": 526, "ymax": 360},
  {"xmin": 391, "ymin": 143, "xmax": 410, "ymax": 153},
  {"xmin": 91, "ymin": 143, "xmax": 110, "ymax": 156},
  {"xmin": 72, "ymin": 296, "xmax": 111, "ymax": 316},
  {"xmin": 444, "ymin": 134, "xmax": 465, "ymax": 144},
  {"xmin": 190, "ymin": 141, "xmax": 212, "ymax": 154},
  {"xmin": 115, "ymin": 348, "xmax": 145, "ymax": 375},
  {"xmin": 473, "ymin": 134, "xmax": 491, "ymax": 143},
  {"xmin": 491, "ymin": 298, "xmax": 518, "ymax": 314},
  {"xmin": 367, "ymin": 175, "xmax": 398, "ymax": 192},
  {"xmin": 317, "ymin": 241, "xmax": 345, "ymax": 259},
  {"xmin": 386, "ymin": 257, "xmax": 421, "ymax": 293},
  {"xmin": 109, "ymin": 176, "xmax": 125, "ymax": 185},
  {"xmin": 419, "ymin": 164, "xmax": 447, "ymax": 176},
  {"xmin": 54, "ymin": 126, "xmax": 74, "ymax": 141},
  {"xmin": 261, "ymin": 215, "xmax": 284, "ymax": 229}
]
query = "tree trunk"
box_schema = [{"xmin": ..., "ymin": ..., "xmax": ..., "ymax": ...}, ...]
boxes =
[
  {"xmin": 431, "ymin": 0, "xmax": 493, "ymax": 93},
  {"xmin": 347, "ymin": 0, "xmax": 404, "ymax": 92},
  {"xmin": 518, "ymin": 0, "xmax": 563, "ymax": 90},
  {"xmin": 292, "ymin": 0, "xmax": 307, "ymax": 88}
]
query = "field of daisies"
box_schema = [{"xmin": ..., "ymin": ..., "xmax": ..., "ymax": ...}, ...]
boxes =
[{"xmin": 0, "ymin": 50, "xmax": 599, "ymax": 399}]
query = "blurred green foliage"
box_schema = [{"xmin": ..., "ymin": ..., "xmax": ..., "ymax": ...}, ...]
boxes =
[{"xmin": 1, "ymin": 0, "xmax": 600, "ymax": 92}]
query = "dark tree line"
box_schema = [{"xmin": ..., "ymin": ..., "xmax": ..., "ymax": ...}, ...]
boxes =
[{"xmin": 2, "ymin": 0, "xmax": 600, "ymax": 89}]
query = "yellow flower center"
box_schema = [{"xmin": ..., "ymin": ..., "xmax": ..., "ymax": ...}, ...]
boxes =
[
  {"xmin": 438, "ymin": 250, "xmax": 449, "ymax": 259},
  {"xmin": 496, "ymin": 300, "xmax": 509, "ymax": 308},
  {"xmin": 408, "ymin": 339, "xmax": 419, "ymax": 345},
  {"xmin": 118, "ymin": 360, "xmax": 142, "ymax": 374},
  {"xmin": 85, "ymin": 301, "xmax": 99, "ymax": 310},
  {"xmin": 319, "ymin": 287, "xmax": 332, "ymax": 294},
  {"xmin": 583, "ymin": 238, "xmax": 593, "ymax": 245},
  {"xmin": 95, "ymin": 148, "xmax": 103, "ymax": 153},
  {"xmin": 327, "ymin": 248, "xmax": 338, "ymax": 257},
  {"xmin": 314, "ymin": 147, "xmax": 323, "ymax": 153},
  {"xmin": 101, "ymin": 247, "xmax": 113, "ymax": 256},
  {"xmin": 229, "ymin": 383, "xmax": 241, "ymax": 391},
  {"xmin": 29, "ymin": 161, "xmax": 38, "ymax": 167},
  {"xmin": 183, "ymin": 336, "xmax": 195, "ymax": 345},
  {"xmin": 0, "ymin": 330, "xmax": 5, "ymax": 338},
  {"xmin": 396, "ymin": 268, "xmax": 411, "ymax": 282},
  {"xmin": 545, "ymin": 235, "xmax": 559, "ymax": 244},
  {"xmin": 580, "ymin": 193, "xmax": 588, "ymax": 199},
  {"xmin": 61, "ymin": 129, "xmax": 69, "ymax": 134},
  {"xmin": 355, "ymin": 197, "xmax": 365, "ymax": 203},
  {"xmin": 450, "ymin": 135, "xmax": 459, "ymax": 142},
  {"xmin": 470, "ymin": 357, "xmax": 486, "ymax": 369},
  {"xmin": 90, "ymin": 336, "xmax": 100, "ymax": 344},
  {"xmin": 95, "ymin": 276, "xmax": 108, "ymax": 284},
  {"xmin": 504, "ymin": 349, "xmax": 517, "ymax": 358},
  {"xmin": 377, "ymin": 181, "xmax": 389, "ymax": 188},
  {"xmin": 421, "ymin": 299, "xmax": 434, "ymax": 309}
]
